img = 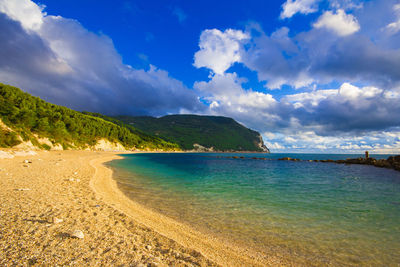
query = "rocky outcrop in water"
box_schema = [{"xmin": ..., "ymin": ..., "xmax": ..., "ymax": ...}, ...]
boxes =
[
  {"xmin": 211, "ymin": 154, "xmax": 400, "ymax": 172},
  {"xmin": 279, "ymin": 155, "xmax": 400, "ymax": 172},
  {"xmin": 329, "ymin": 155, "xmax": 400, "ymax": 171}
]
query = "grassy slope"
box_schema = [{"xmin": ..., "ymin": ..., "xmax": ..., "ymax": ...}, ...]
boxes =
[
  {"xmin": 0, "ymin": 83, "xmax": 179, "ymax": 150},
  {"xmin": 114, "ymin": 114, "xmax": 267, "ymax": 152}
]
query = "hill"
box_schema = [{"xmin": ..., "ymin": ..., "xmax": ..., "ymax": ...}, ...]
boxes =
[
  {"xmin": 113, "ymin": 115, "xmax": 270, "ymax": 152},
  {"xmin": 0, "ymin": 83, "xmax": 179, "ymax": 151}
]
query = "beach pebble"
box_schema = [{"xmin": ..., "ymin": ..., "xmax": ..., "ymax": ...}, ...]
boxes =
[
  {"xmin": 23, "ymin": 159, "xmax": 32, "ymax": 163},
  {"xmin": 73, "ymin": 171, "xmax": 78, "ymax": 175},
  {"xmin": 145, "ymin": 245, "xmax": 152, "ymax": 250},
  {"xmin": 23, "ymin": 164, "xmax": 29, "ymax": 167},
  {"xmin": 71, "ymin": 230, "xmax": 84, "ymax": 239},
  {"xmin": 52, "ymin": 217, "xmax": 63, "ymax": 224}
]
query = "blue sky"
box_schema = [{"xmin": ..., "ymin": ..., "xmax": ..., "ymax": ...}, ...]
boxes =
[
  {"xmin": 0, "ymin": 0, "xmax": 400, "ymax": 153},
  {"xmin": 36, "ymin": 0, "xmax": 289, "ymax": 88}
]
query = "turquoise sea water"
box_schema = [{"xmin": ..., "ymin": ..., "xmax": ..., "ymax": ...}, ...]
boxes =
[{"xmin": 107, "ymin": 153, "xmax": 400, "ymax": 266}]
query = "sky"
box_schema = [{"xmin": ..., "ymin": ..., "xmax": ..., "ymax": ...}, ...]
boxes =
[{"xmin": 0, "ymin": 0, "xmax": 400, "ymax": 153}]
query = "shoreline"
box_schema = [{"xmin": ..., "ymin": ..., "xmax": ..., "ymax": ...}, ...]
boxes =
[
  {"xmin": 0, "ymin": 150, "xmax": 284, "ymax": 266},
  {"xmin": 90, "ymin": 152, "xmax": 282, "ymax": 266}
]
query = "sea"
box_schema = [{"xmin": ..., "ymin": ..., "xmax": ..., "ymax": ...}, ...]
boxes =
[{"xmin": 106, "ymin": 153, "xmax": 400, "ymax": 266}]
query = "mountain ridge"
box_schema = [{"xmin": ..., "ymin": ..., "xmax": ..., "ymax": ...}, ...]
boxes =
[{"xmin": 113, "ymin": 114, "xmax": 270, "ymax": 152}]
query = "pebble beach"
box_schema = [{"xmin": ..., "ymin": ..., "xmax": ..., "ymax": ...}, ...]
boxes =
[{"xmin": 0, "ymin": 150, "xmax": 219, "ymax": 266}]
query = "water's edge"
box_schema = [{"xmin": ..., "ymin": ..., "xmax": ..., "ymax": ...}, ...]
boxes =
[{"xmin": 107, "ymin": 153, "xmax": 400, "ymax": 266}]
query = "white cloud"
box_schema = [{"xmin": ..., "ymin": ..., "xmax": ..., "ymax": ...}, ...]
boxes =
[
  {"xmin": 329, "ymin": 0, "xmax": 364, "ymax": 11},
  {"xmin": 284, "ymin": 89, "xmax": 337, "ymax": 109},
  {"xmin": 385, "ymin": 4, "xmax": 400, "ymax": 34},
  {"xmin": 280, "ymin": 0, "xmax": 320, "ymax": 19},
  {"xmin": 313, "ymin": 9, "xmax": 360, "ymax": 36},
  {"xmin": 338, "ymin": 83, "xmax": 382, "ymax": 99},
  {"xmin": 195, "ymin": 72, "xmax": 277, "ymax": 110},
  {"xmin": 0, "ymin": 0, "xmax": 45, "ymax": 30},
  {"xmin": 193, "ymin": 29, "xmax": 249, "ymax": 75}
]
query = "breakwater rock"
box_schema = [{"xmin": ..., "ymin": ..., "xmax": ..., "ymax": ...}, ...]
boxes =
[
  {"xmin": 278, "ymin": 155, "xmax": 400, "ymax": 172},
  {"xmin": 206, "ymin": 155, "xmax": 400, "ymax": 172},
  {"xmin": 329, "ymin": 155, "xmax": 400, "ymax": 171}
]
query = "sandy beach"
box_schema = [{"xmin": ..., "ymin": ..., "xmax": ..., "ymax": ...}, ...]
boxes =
[{"xmin": 0, "ymin": 150, "xmax": 285, "ymax": 266}]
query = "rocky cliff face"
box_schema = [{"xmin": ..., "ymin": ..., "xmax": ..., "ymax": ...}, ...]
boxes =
[{"xmin": 256, "ymin": 134, "xmax": 270, "ymax": 153}]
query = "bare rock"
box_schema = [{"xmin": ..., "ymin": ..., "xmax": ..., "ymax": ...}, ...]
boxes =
[
  {"xmin": 52, "ymin": 217, "xmax": 63, "ymax": 224},
  {"xmin": 71, "ymin": 230, "xmax": 84, "ymax": 239}
]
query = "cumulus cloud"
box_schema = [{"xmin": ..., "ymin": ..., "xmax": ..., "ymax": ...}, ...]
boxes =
[
  {"xmin": 0, "ymin": 0, "xmax": 44, "ymax": 30},
  {"xmin": 191, "ymin": 2, "xmax": 400, "ymax": 152},
  {"xmin": 199, "ymin": 72, "xmax": 400, "ymax": 134},
  {"xmin": 193, "ymin": 29, "xmax": 249, "ymax": 75},
  {"xmin": 0, "ymin": 0, "xmax": 203, "ymax": 115},
  {"xmin": 281, "ymin": 83, "xmax": 400, "ymax": 134},
  {"xmin": 240, "ymin": 26, "xmax": 316, "ymax": 89},
  {"xmin": 313, "ymin": 9, "xmax": 360, "ymax": 36},
  {"xmin": 223, "ymin": 6, "xmax": 400, "ymax": 90},
  {"xmin": 280, "ymin": 0, "xmax": 320, "ymax": 19},
  {"xmin": 194, "ymin": 70, "xmax": 400, "ymax": 152}
]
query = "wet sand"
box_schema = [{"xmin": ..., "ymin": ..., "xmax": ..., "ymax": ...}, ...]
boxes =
[{"xmin": 0, "ymin": 150, "xmax": 285, "ymax": 266}]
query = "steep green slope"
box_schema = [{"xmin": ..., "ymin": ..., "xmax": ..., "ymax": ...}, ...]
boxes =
[
  {"xmin": 114, "ymin": 115, "xmax": 270, "ymax": 152},
  {"xmin": 0, "ymin": 83, "xmax": 179, "ymax": 150},
  {"xmin": 82, "ymin": 112, "xmax": 180, "ymax": 150}
]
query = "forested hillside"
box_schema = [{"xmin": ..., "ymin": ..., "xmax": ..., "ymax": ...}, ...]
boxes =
[
  {"xmin": 114, "ymin": 115, "xmax": 270, "ymax": 152},
  {"xmin": 0, "ymin": 83, "xmax": 179, "ymax": 150}
]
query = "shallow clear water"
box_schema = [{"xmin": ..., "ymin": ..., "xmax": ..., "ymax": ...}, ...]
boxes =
[{"xmin": 107, "ymin": 153, "xmax": 400, "ymax": 266}]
